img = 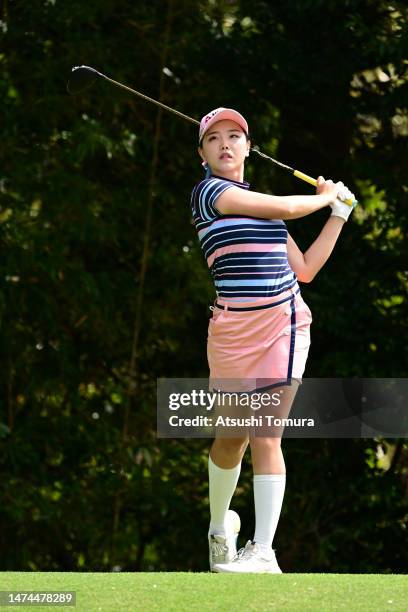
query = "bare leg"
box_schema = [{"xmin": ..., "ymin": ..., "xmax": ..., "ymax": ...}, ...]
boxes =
[
  {"xmin": 210, "ymin": 436, "xmax": 249, "ymax": 468},
  {"xmin": 250, "ymin": 437, "xmax": 285, "ymax": 474},
  {"xmin": 250, "ymin": 381, "xmax": 300, "ymax": 472}
]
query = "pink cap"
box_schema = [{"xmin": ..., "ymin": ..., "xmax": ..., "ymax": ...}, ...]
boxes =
[{"xmin": 199, "ymin": 107, "xmax": 249, "ymax": 144}]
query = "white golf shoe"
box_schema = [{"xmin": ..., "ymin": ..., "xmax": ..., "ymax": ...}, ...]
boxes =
[
  {"xmin": 212, "ymin": 540, "xmax": 282, "ymax": 574},
  {"xmin": 208, "ymin": 509, "xmax": 241, "ymax": 572}
]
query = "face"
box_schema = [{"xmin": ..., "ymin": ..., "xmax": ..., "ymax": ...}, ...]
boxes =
[{"xmin": 198, "ymin": 119, "xmax": 250, "ymax": 178}]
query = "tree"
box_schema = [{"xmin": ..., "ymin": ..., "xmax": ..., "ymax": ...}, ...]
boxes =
[{"xmin": 0, "ymin": 0, "xmax": 407, "ymax": 572}]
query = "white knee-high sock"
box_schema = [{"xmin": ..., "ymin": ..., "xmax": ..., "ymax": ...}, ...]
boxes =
[
  {"xmin": 253, "ymin": 474, "xmax": 286, "ymax": 551},
  {"xmin": 208, "ymin": 455, "xmax": 241, "ymax": 535}
]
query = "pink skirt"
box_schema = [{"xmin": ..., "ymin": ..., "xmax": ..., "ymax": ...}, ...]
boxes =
[{"xmin": 207, "ymin": 285, "xmax": 312, "ymax": 392}]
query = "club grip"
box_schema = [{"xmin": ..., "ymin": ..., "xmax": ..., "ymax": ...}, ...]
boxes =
[
  {"xmin": 293, "ymin": 170, "xmax": 357, "ymax": 206},
  {"xmin": 293, "ymin": 169, "xmax": 317, "ymax": 187}
]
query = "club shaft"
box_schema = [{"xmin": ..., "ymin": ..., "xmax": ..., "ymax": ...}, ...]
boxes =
[{"xmin": 102, "ymin": 74, "xmax": 200, "ymax": 126}]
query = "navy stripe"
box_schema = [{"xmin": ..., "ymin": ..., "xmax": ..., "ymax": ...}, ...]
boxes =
[
  {"xmin": 202, "ymin": 230, "xmax": 287, "ymax": 250},
  {"xmin": 215, "ymin": 288, "xmax": 300, "ymax": 311},
  {"xmin": 287, "ymin": 295, "xmax": 297, "ymax": 382},
  {"xmin": 215, "ymin": 274, "xmax": 291, "ymax": 282},
  {"xmin": 215, "ymin": 265, "xmax": 288, "ymax": 273}
]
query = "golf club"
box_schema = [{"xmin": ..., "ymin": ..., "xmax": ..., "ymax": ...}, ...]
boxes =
[{"xmin": 67, "ymin": 65, "xmax": 356, "ymax": 206}]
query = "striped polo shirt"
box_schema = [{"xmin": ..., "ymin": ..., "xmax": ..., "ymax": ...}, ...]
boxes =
[{"xmin": 190, "ymin": 175, "xmax": 299, "ymax": 302}]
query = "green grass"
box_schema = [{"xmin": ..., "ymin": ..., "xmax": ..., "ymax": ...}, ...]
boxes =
[{"xmin": 0, "ymin": 572, "xmax": 407, "ymax": 611}]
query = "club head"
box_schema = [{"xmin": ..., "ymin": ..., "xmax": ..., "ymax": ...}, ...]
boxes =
[{"xmin": 67, "ymin": 65, "xmax": 104, "ymax": 94}]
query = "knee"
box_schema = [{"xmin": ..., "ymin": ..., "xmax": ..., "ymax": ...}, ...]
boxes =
[
  {"xmin": 250, "ymin": 436, "xmax": 282, "ymax": 452},
  {"xmin": 213, "ymin": 436, "xmax": 248, "ymax": 455}
]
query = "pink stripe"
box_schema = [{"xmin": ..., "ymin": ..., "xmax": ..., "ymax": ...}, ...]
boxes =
[
  {"xmin": 217, "ymin": 272, "xmax": 285, "ymax": 276},
  {"xmin": 207, "ymin": 243, "xmax": 286, "ymax": 269},
  {"xmin": 211, "ymin": 217, "xmax": 276, "ymax": 224}
]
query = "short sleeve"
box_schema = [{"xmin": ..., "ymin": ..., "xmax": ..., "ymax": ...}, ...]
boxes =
[{"xmin": 191, "ymin": 178, "xmax": 234, "ymax": 221}]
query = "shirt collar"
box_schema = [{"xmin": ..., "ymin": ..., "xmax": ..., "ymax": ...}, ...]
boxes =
[{"xmin": 210, "ymin": 174, "xmax": 250, "ymax": 190}]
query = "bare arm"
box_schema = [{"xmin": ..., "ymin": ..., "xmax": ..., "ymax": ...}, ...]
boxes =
[
  {"xmin": 286, "ymin": 217, "xmax": 346, "ymax": 283},
  {"xmin": 215, "ymin": 186, "xmax": 334, "ymax": 220}
]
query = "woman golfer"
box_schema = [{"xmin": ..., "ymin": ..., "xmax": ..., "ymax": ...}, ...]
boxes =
[{"xmin": 190, "ymin": 108, "xmax": 355, "ymax": 573}]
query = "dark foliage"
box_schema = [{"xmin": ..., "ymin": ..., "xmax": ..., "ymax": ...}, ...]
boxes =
[{"xmin": 0, "ymin": 0, "xmax": 407, "ymax": 572}]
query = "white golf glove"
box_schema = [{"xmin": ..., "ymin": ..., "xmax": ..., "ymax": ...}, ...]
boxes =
[{"xmin": 330, "ymin": 184, "xmax": 357, "ymax": 221}]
